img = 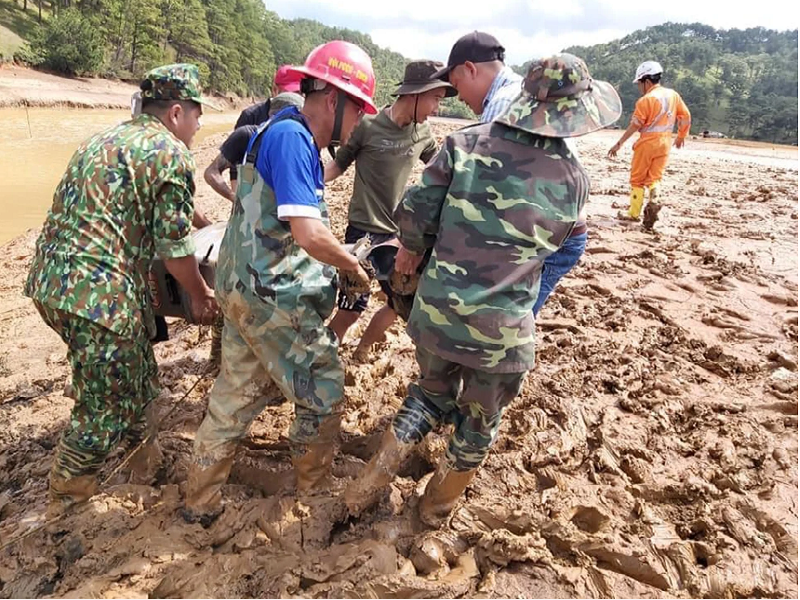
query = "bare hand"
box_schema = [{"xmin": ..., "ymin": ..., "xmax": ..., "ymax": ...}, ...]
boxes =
[
  {"xmin": 607, "ymin": 143, "xmax": 621, "ymax": 158},
  {"xmin": 193, "ymin": 214, "xmax": 213, "ymax": 229},
  {"xmin": 674, "ymin": 137, "xmax": 685, "ymax": 149},
  {"xmin": 395, "ymin": 246, "xmax": 424, "ymax": 275},
  {"xmin": 189, "ymin": 287, "xmax": 218, "ymax": 325}
]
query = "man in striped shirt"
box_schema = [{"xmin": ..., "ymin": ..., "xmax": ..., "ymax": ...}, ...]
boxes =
[{"xmin": 432, "ymin": 31, "xmax": 522, "ymax": 124}]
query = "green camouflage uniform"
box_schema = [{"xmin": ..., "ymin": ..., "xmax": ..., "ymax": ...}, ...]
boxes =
[
  {"xmin": 390, "ymin": 54, "xmax": 622, "ymax": 471},
  {"xmin": 24, "ymin": 63, "xmax": 209, "ymax": 484},
  {"xmin": 190, "ymin": 109, "xmax": 343, "ymax": 476}
]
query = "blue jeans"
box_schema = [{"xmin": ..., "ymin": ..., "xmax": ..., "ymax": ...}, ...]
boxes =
[{"xmin": 533, "ymin": 231, "xmax": 588, "ymax": 316}]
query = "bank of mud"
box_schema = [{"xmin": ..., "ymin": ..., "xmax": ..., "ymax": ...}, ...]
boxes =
[
  {"xmin": 0, "ymin": 121, "xmax": 797, "ymax": 598},
  {"xmin": 0, "ymin": 64, "xmax": 252, "ymax": 110}
]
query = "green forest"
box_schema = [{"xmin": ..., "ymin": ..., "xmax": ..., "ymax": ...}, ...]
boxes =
[
  {"xmin": 1, "ymin": 1, "xmax": 797, "ymax": 143},
  {"xmin": 562, "ymin": 23, "xmax": 798, "ymax": 144}
]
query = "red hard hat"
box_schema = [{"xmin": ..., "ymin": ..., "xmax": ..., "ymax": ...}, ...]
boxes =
[
  {"xmin": 285, "ymin": 41, "xmax": 378, "ymax": 114},
  {"xmin": 274, "ymin": 65, "xmax": 302, "ymax": 93}
]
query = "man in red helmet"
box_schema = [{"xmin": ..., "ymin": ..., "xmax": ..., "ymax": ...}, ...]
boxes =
[
  {"xmin": 234, "ymin": 65, "xmax": 304, "ymax": 128},
  {"xmin": 183, "ymin": 41, "xmax": 378, "ymax": 523}
]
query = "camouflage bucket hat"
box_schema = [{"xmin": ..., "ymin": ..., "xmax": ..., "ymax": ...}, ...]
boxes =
[
  {"xmin": 495, "ymin": 53, "xmax": 621, "ymax": 138},
  {"xmin": 140, "ymin": 63, "xmax": 220, "ymax": 110}
]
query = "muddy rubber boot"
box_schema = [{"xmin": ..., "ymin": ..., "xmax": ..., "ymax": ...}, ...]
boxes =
[
  {"xmin": 642, "ymin": 200, "xmax": 663, "ymax": 231},
  {"xmin": 127, "ymin": 403, "xmax": 164, "ymax": 485},
  {"xmin": 182, "ymin": 456, "xmax": 235, "ymax": 526},
  {"xmin": 47, "ymin": 472, "xmax": 99, "ymax": 519},
  {"xmin": 292, "ymin": 415, "xmax": 341, "ymax": 493},
  {"xmin": 648, "ymin": 181, "xmax": 660, "ymax": 202},
  {"xmin": 627, "ymin": 186, "xmax": 645, "ymax": 219},
  {"xmin": 343, "ymin": 426, "xmax": 418, "ymax": 516},
  {"xmin": 126, "ymin": 437, "xmax": 164, "ymax": 485},
  {"xmin": 418, "ymin": 464, "xmax": 477, "ymax": 528},
  {"xmin": 293, "ymin": 443, "xmax": 336, "ymax": 493}
]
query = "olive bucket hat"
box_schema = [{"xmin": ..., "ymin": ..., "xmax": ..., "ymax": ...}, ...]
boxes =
[
  {"xmin": 495, "ymin": 53, "xmax": 621, "ymax": 137},
  {"xmin": 393, "ymin": 60, "xmax": 457, "ymax": 97}
]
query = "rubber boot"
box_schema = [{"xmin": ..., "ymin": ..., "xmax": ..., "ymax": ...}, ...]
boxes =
[
  {"xmin": 182, "ymin": 456, "xmax": 235, "ymax": 526},
  {"xmin": 418, "ymin": 462, "xmax": 477, "ymax": 528},
  {"xmin": 642, "ymin": 200, "xmax": 663, "ymax": 231},
  {"xmin": 47, "ymin": 470, "xmax": 99, "ymax": 519},
  {"xmin": 343, "ymin": 426, "xmax": 418, "ymax": 516},
  {"xmin": 648, "ymin": 181, "xmax": 660, "ymax": 202},
  {"xmin": 127, "ymin": 403, "xmax": 163, "ymax": 485},
  {"xmin": 292, "ymin": 415, "xmax": 341, "ymax": 493},
  {"xmin": 628, "ymin": 186, "xmax": 645, "ymax": 219}
]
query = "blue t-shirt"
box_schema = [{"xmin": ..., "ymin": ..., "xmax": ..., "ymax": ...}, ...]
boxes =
[{"xmin": 252, "ymin": 107, "xmax": 324, "ymax": 221}]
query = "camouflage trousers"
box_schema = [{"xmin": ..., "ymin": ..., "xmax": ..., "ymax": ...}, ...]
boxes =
[
  {"xmin": 392, "ymin": 346, "xmax": 525, "ymax": 471},
  {"xmin": 191, "ymin": 289, "xmax": 344, "ymax": 467},
  {"xmin": 33, "ymin": 302, "xmax": 159, "ymax": 479}
]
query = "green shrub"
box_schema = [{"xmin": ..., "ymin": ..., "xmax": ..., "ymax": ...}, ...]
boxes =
[{"xmin": 30, "ymin": 9, "xmax": 103, "ymax": 76}]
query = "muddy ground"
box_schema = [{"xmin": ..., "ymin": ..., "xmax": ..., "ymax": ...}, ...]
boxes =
[{"xmin": 0, "ymin": 122, "xmax": 797, "ymax": 598}]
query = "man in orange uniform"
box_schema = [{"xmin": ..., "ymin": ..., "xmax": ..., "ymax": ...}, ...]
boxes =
[{"xmin": 608, "ymin": 61, "xmax": 691, "ymax": 228}]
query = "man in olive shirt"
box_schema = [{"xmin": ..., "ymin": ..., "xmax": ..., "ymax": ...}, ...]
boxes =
[{"xmin": 325, "ymin": 60, "xmax": 455, "ymax": 347}]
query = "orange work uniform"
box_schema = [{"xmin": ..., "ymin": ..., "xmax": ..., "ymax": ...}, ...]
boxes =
[{"xmin": 629, "ymin": 84, "xmax": 691, "ymax": 189}]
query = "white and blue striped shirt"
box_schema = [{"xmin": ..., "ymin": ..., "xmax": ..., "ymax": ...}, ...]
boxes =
[{"xmin": 481, "ymin": 66, "xmax": 523, "ymax": 123}]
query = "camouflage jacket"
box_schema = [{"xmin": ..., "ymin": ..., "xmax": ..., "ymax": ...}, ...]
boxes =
[
  {"xmin": 24, "ymin": 114, "xmax": 197, "ymax": 338},
  {"xmin": 395, "ymin": 122, "xmax": 589, "ymax": 373}
]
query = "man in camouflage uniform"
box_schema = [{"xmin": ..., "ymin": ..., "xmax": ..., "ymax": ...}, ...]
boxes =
[
  {"xmin": 344, "ymin": 54, "xmax": 621, "ymax": 526},
  {"xmin": 24, "ymin": 64, "xmax": 219, "ymax": 515},
  {"xmin": 183, "ymin": 41, "xmax": 377, "ymax": 523}
]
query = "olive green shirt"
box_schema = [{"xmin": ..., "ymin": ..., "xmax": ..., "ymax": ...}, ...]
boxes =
[{"xmin": 335, "ymin": 107, "xmax": 437, "ymax": 234}]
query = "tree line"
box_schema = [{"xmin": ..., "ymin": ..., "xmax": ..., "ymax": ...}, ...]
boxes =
[
  {"xmin": 6, "ymin": 3, "xmax": 798, "ymax": 142},
  {"xmin": 561, "ymin": 22, "xmax": 798, "ymax": 144}
]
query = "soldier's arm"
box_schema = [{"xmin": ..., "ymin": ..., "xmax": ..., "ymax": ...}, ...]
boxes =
[
  {"xmin": 395, "ymin": 136, "xmax": 454, "ymax": 255},
  {"xmin": 204, "ymin": 153, "xmax": 236, "ymax": 202},
  {"xmin": 153, "ymin": 164, "xmax": 217, "ymax": 322}
]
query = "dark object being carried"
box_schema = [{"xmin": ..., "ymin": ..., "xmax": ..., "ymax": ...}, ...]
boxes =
[
  {"xmin": 149, "ymin": 222, "xmax": 225, "ymax": 323},
  {"xmin": 364, "ymin": 241, "xmax": 432, "ymax": 322}
]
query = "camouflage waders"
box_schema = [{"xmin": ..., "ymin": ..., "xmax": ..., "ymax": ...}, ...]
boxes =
[
  {"xmin": 33, "ymin": 302, "xmax": 159, "ymax": 508},
  {"xmin": 184, "ymin": 110, "xmax": 343, "ymax": 520}
]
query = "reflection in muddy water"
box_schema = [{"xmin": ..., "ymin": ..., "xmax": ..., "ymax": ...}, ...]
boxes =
[{"xmin": 0, "ymin": 108, "xmax": 238, "ymax": 244}]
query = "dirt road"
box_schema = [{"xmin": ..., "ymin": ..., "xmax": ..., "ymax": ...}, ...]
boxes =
[{"xmin": 0, "ymin": 123, "xmax": 797, "ymax": 598}]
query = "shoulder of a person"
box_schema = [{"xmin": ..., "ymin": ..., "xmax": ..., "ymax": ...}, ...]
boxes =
[
  {"xmin": 445, "ymin": 122, "xmax": 492, "ymax": 150},
  {"xmin": 137, "ymin": 124, "xmax": 192, "ymax": 164},
  {"xmin": 265, "ymin": 117, "xmax": 312, "ymax": 144},
  {"xmin": 357, "ymin": 112, "xmax": 380, "ymax": 133},
  {"xmin": 230, "ymin": 124, "xmax": 258, "ymax": 141}
]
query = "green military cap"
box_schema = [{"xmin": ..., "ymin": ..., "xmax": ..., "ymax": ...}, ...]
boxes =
[
  {"xmin": 495, "ymin": 53, "xmax": 622, "ymax": 138},
  {"xmin": 140, "ymin": 63, "xmax": 218, "ymax": 108}
]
